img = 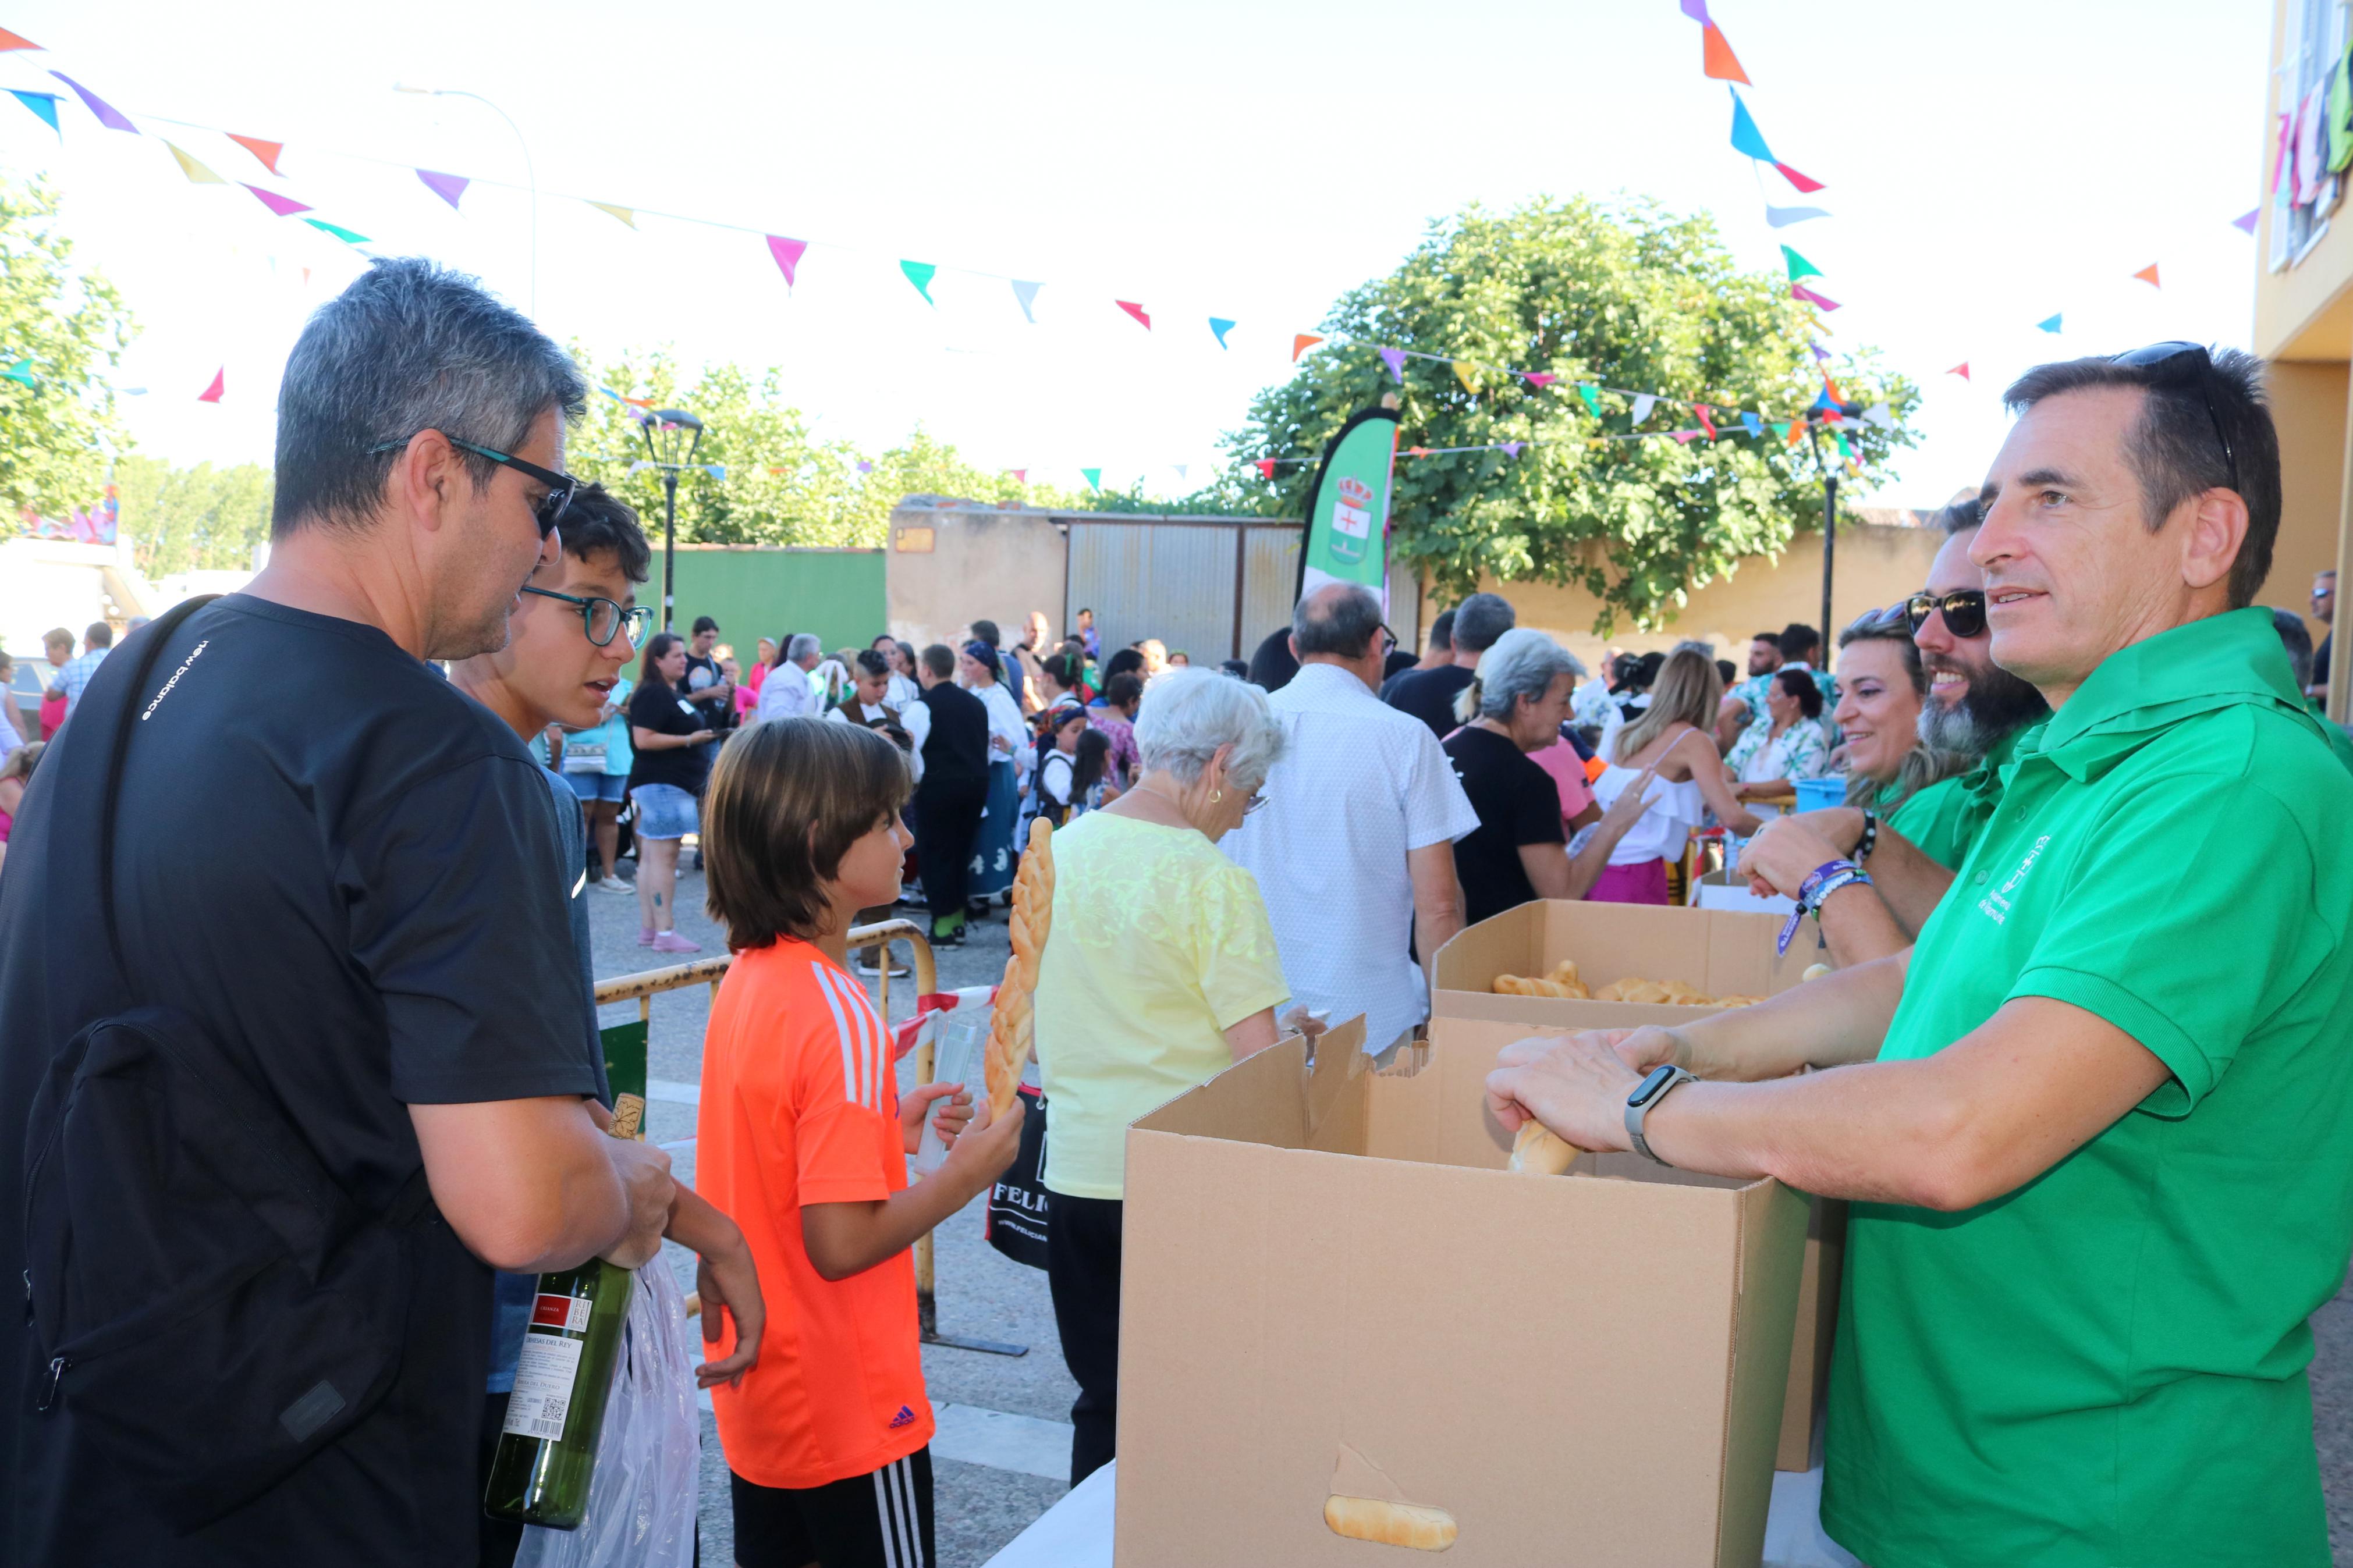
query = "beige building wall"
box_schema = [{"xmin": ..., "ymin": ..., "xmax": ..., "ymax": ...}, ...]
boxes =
[
  {"xmin": 884, "ymin": 500, "xmax": 1069, "ymax": 653},
  {"xmin": 1422, "ymin": 522, "xmax": 1949, "ymax": 675},
  {"xmin": 2265, "ymin": 362, "xmax": 2350, "ymax": 642}
]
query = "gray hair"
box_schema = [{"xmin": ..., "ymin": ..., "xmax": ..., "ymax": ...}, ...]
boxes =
[
  {"xmin": 272, "ymin": 257, "xmax": 587, "ymax": 536},
  {"xmin": 1456, "ymin": 627, "xmax": 1585, "ymax": 724},
  {"xmin": 787, "ymin": 632, "xmax": 823, "ymax": 665},
  {"xmin": 1450, "ymin": 592, "xmax": 1516, "ymax": 655},
  {"xmin": 1293, "ymin": 582, "xmax": 1385, "ymax": 659},
  {"xmin": 1134, "ymin": 667, "xmax": 1286, "ymax": 792}
]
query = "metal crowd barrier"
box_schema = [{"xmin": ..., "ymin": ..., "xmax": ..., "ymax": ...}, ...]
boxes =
[{"xmin": 591, "ymin": 919, "xmax": 1023, "ymax": 1357}]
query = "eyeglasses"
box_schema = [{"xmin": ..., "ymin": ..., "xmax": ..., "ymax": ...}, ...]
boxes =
[
  {"xmin": 520, "ymin": 586, "xmax": 652, "ymax": 648},
  {"xmin": 1243, "ymin": 790, "xmax": 1271, "ymax": 816},
  {"xmin": 1904, "ymin": 589, "xmax": 1988, "ymax": 639},
  {"xmin": 1376, "ymin": 625, "xmax": 1399, "ymax": 657},
  {"xmin": 367, "ymin": 433, "xmax": 580, "ymax": 539},
  {"xmin": 2109, "ymin": 342, "xmax": 2241, "ymax": 497}
]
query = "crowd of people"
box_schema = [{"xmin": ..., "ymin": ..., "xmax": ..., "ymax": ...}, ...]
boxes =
[{"xmin": 3, "ymin": 254, "xmax": 2352, "ymax": 1568}]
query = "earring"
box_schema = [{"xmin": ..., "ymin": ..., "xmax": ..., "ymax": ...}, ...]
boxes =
[{"xmin": 1209, "ymin": 790, "xmax": 1223, "ymax": 805}]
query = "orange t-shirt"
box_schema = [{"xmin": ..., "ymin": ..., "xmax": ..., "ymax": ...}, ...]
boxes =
[{"xmin": 697, "ymin": 939, "xmax": 934, "ymax": 1488}]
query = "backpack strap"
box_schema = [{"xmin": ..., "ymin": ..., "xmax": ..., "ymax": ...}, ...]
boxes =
[{"xmin": 97, "ymin": 595, "xmax": 219, "ymax": 1000}]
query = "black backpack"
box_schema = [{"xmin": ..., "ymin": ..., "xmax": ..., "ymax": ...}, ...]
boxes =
[{"xmin": 20, "ymin": 595, "xmax": 434, "ymax": 1533}]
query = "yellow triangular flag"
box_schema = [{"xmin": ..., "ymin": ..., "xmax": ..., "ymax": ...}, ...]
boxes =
[
  {"xmin": 587, "ymin": 201, "xmax": 636, "ymax": 229},
  {"xmin": 166, "ymin": 141, "xmax": 226, "ymax": 185},
  {"xmin": 1453, "ymin": 359, "xmax": 1480, "ymax": 394}
]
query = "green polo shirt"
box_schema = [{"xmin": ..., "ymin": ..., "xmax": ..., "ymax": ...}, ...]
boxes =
[
  {"xmin": 1883, "ymin": 724, "xmax": 2029, "ymax": 870},
  {"xmin": 1822, "ymin": 609, "xmax": 2353, "ymax": 1568},
  {"xmin": 2302, "ymin": 695, "xmax": 2353, "ymax": 775}
]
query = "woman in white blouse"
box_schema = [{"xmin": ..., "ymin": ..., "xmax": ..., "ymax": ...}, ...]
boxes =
[
  {"xmin": 1723, "ymin": 668, "xmax": 1833, "ymax": 805},
  {"xmin": 1587, "ymin": 644, "xmax": 1761, "ymax": 904}
]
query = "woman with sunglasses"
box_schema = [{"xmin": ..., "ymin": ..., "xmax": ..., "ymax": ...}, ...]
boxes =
[{"xmin": 627, "ymin": 631, "xmax": 723, "ymax": 952}]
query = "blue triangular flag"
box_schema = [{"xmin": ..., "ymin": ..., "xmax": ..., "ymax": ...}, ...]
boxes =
[
  {"xmin": 9, "ymin": 90, "xmax": 59, "ymax": 134},
  {"xmin": 2036, "ymin": 313, "xmax": 2063, "ymax": 334},
  {"xmin": 1740, "ymin": 411, "xmax": 1764, "ymax": 438},
  {"xmin": 1208, "ymin": 317, "xmax": 1236, "ymax": 349},
  {"xmin": 1765, "ymin": 205, "xmax": 1829, "ymax": 228},
  {"xmin": 1729, "ymin": 90, "xmax": 1774, "ymax": 163}
]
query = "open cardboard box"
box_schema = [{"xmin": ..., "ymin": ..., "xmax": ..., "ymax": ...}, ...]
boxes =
[
  {"xmin": 1115, "ymin": 1018, "xmax": 1808, "ymax": 1567},
  {"xmin": 1689, "ymin": 866, "xmax": 1798, "ymax": 916},
  {"xmin": 1432, "ymin": 899, "xmax": 1812, "ymax": 1030}
]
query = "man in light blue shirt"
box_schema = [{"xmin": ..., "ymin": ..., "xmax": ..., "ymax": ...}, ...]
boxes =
[{"xmin": 45, "ymin": 622, "xmax": 112, "ymax": 728}]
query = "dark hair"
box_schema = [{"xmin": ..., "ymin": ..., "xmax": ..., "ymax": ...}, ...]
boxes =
[
  {"xmin": 638, "ymin": 630, "xmax": 684, "ymax": 690},
  {"xmin": 1247, "ymin": 626, "xmax": 1300, "ymax": 692},
  {"xmin": 1219, "ymin": 659, "xmax": 1250, "ymax": 678},
  {"xmin": 1450, "ymin": 593, "xmax": 1516, "ymax": 655},
  {"xmin": 1751, "ymin": 630, "xmax": 1780, "ymax": 646},
  {"xmin": 1049, "ymin": 705, "xmax": 1088, "ymax": 737},
  {"xmin": 1073, "ymin": 727, "xmax": 1112, "ymax": 795},
  {"xmin": 272, "ymin": 257, "xmax": 586, "ymax": 536},
  {"xmin": 83, "ymin": 621, "xmax": 113, "ymax": 650},
  {"xmin": 1634, "ymin": 650, "xmax": 1666, "ymax": 687},
  {"xmin": 971, "ymin": 618, "xmax": 1002, "ymax": 647},
  {"xmin": 2273, "ymin": 607, "xmax": 2316, "ymax": 690},
  {"xmin": 1103, "ymin": 671, "xmax": 1144, "ymax": 710},
  {"xmin": 1293, "ymin": 582, "xmax": 1385, "ymax": 658},
  {"xmin": 920, "ymin": 642, "xmax": 956, "ymax": 678},
  {"xmin": 556, "ymin": 482, "xmax": 651, "ymax": 582},
  {"xmin": 1778, "ymin": 623, "xmax": 1820, "ymax": 660},
  {"xmin": 871, "ymin": 633, "xmax": 896, "ymax": 650},
  {"xmin": 1426, "ymin": 608, "xmax": 1456, "ymax": 653},
  {"xmin": 2003, "ymin": 347, "xmax": 2280, "ymax": 609},
  {"xmin": 1837, "ymin": 605, "xmax": 1928, "ymax": 698},
  {"xmin": 1933, "ymin": 499, "xmax": 1981, "ymax": 535},
  {"xmin": 702, "ymin": 717, "xmax": 910, "ymax": 948},
  {"xmin": 1383, "ymin": 648, "xmax": 1420, "ymax": 682},
  {"xmin": 1716, "ymin": 659, "xmax": 1738, "ymax": 687},
  {"xmin": 691, "ymin": 615, "xmax": 719, "ymax": 636},
  {"xmin": 1102, "ymin": 647, "xmax": 1145, "ymax": 683},
  {"xmin": 1077, "ymin": 606, "xmax": 1094, "ymax": 617},
  {"xmin": 1042, "ymin": 650, "xmax": 1085, "ymax": 692},
  {"xmin": 854, "ymin": 648, "xmax": 891, "ymax": 680},
  {"xmin": 895, "ymin": 638, "xmax": 918, "ymax": 673},
  {"xmin": 1771, "ymin": 666, "xmax": 1825, "ymax": 719}
]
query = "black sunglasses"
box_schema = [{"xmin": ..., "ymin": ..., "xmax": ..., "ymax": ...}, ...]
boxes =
[
  {"xmin": 2110, "ymin": 342, "xmax": 2240, "ymax": 497},
  {"xmin": 367, "ymin": 433, "xmax": 579, "ymax": 538},
  {"xmin": 520, "ymin": 586, "xmax": 652, "ymax": 648},
  {"xmin": 1905, "ymin": 589, "xmax": 1988, "ymax": 639}
]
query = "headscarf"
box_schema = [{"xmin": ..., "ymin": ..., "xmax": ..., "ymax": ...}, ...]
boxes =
[{"xmin": 963, "ymin": 640, "xmax": 1003, "ymax": 685}]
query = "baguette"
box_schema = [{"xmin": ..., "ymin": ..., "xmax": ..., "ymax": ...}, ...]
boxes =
[
  {"xmin": 1323, "ymin": 1494, "xmax": 1458, "ymax": 1552},
  {"xmin": 1507, "ymin": 1119, "xmax": 1578, "ymax": 1176},
  {"xmin": 984, "ymin": 817, "xmax": 1057, "ymax": 1118}
]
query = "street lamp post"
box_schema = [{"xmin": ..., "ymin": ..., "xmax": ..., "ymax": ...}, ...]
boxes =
[
  {"xmin": 637, "ymin": 410, "xmax": 706, "ymax": 632},
  {"xmin": 392, "ymin": 84, "xmax": 538, "ymax": 318},
  {"xmin": 1804, "ymin": 403, "xmax": 1866, "ymax": 666}
]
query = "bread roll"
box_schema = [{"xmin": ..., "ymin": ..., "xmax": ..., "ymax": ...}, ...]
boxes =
[
  {"xmin": 1802, "ymin": 962, "xmax": 1833, "ymax": 983},
  {"xmin": 984, "ymin": 817, "xmax": 1056, "ymax": 1118},
  {"xmin": 1507, "ymin": 1120, "xmax": 1578, "ymax": 1176},
  {"xmin": 1323, "ymin": 1495, "xmax": 1458, "ymax": 1552},
  {"xmin": 1546, "ymin": 959, "xmax": 1581, "ymax": 987}
]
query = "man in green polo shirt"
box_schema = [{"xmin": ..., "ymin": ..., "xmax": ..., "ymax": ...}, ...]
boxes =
[{"xmin": 1486, "ymin": 344, "xmax": 2353, "ymax": 1568}]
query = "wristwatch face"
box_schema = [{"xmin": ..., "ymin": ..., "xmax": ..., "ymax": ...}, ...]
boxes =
[{"xmin": 1629, "ymin": 1064, "xmax": 1681, "ymax": 1108}]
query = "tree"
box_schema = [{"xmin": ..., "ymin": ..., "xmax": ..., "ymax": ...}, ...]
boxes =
[
  {"xmin": 112, "ymin": 455, "xmax": 274, "ymax": 576},
  {"xmin": 1224, "ymin": 197, "xmax": 1918, "ymax": 630},
  {"xmin": 0, "ymin": 176, "xmax": 134, "ymax": 522}
]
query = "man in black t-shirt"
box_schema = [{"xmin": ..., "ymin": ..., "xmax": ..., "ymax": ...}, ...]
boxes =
[
  {"xmin": 681, "ymin": 613, "xmax": 736, "ymax": 732},
  {"xmin": 910, "ymin": 642, "xmax": 991, "ymax": 947},
  {"xmin": 1386, "ymin": 592, "xmax": 1514, "ymax": 739},
  {"xmin": 0, "ymin": 258, "xmax": 677, "ymax": 1566}
]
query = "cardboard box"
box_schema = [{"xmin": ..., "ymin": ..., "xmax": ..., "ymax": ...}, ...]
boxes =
[
  {"xmin": 1433, "ymin": 899, "xmax": 1811, "ymax": 1030},
  {"xmin": 1116, "ymin": 1019, "xmax": 1808, "ymax": 1567}
]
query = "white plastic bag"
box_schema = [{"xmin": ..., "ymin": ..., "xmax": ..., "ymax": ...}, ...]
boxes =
[{"xmin": 514, "ymin": 1258, "xmax": 701, "ymax": 1568}]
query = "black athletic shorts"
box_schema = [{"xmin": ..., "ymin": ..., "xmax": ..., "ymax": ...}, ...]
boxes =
[{"xmin": 730, "ymin": 1448, "xmax": 934, "ymax": 1568}]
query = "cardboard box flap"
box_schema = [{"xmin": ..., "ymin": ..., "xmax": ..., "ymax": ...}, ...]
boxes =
[
  {"xmin": 1130, "ymin": 1033, "xmax": 1309, "ymax": 1149},
  {"xmin": 1302, "ymin": 1016, "xmax": 1370, "ymax": 1157}
]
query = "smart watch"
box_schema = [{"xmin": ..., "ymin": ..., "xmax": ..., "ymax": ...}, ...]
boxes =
[{"xmin": 1624, "ymin": 1064, "xmax": 1698, "ymax": 1167}]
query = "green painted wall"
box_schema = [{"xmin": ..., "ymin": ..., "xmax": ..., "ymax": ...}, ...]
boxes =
[{"xmin": 661, "ymin": 546, "xmax": 886, "ymax": 658}]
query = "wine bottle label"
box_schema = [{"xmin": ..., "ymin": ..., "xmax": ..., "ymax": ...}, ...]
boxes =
[
  {"xmin": 529, "ymin": 1292, "xmax": 594, "ymax": 1334},
  {"xmin": 503, "ymin": 1332, "xmax": 585, "ymax": 1441}
]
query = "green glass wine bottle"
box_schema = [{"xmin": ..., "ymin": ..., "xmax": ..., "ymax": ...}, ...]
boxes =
[{"xmin": 482, "ymin": 1257, "xmax": 634, "ymax": 1529}]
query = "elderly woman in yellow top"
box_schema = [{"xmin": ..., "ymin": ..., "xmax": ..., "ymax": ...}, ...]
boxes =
[{"xmin": 1032, "ymin": 666, "xmax": 1294, "ymax": 1489}]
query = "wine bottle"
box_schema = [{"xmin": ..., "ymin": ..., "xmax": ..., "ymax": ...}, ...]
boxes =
[{"xmin": 481, "ymin": 1095, "xmax": 645, "ymax": 1530}]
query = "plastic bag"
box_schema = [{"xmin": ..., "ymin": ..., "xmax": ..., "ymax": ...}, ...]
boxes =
[{"xmin": 514, "ymin": 1257, "xmax": 700, "ymax": 1568}]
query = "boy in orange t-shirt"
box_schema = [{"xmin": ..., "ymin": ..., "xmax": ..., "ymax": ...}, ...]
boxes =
[{"xmin": 697, "ymin": 716, "xmax": 1025, "ymax": 1568}]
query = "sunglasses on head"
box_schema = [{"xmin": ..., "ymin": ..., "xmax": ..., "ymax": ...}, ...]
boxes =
[
  {"xmin": 367, "ymin": 433, "xmax": 580, "ymax": 539},
  {"xmin": 1905, "ymin": 589, "xmax": 1988, "ymax": 639},
  {"xmin": 2109, "ymin": 342, "xmax": 2240, "ymax": 497}
]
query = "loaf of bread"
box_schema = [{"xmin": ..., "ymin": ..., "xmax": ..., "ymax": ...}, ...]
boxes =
[
  {"xmin": 1492, "ymin": 973, "xmax": 1591, "ymax": 999},
  {"xmin": 984, "ymin": 817, "xmax": 1057, "ymax": 1118},
  {"xmin": 1323, "ymin": 1495, "xmax": 1458, "ymax": 1552},
  {"xmin": 1507, "ymin": 1119, "xmax": 1578, "ymax": 1176}
]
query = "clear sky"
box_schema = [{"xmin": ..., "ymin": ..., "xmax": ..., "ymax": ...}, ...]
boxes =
[{"xmin": 1, "ymin": 0, "xmax": 2272, "ymax": 509}]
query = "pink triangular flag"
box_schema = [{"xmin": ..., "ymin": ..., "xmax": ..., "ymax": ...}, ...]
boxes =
[
  {"xmin": 1010, "ymin": 469, "xmax": 1027, "ymax": 483},
  {"xmin": 1774, "ymin": 162, "xmax": 1825, "ymax": 194},
  {"xmin": 1255, "ymin": 458, "xmax": 1277, "ymax": 480},
  {"xmin": 1116, "ymin": 300, "xmax": 1151, "ymax": 330},
  {"xmin": 1946, "ymin": 362, "xmax": 1971, "ymax": 381},
  {"xmin": 197, "ymin": 368, "xmax": 224, "ymax": 403},
  {"xmin": 1673, "ymin": 430, "xmax": 1701, "ymax": 444},
  {"xmin": 1790, "ymin": 282, "xmax": 1841, "ymax": 311},
  {"xmin": 766, "ymin": 235, "xmax": 808, "ymax": 289},
  {"xmin": 416, "ymin": 169, "xmax": 469, "ymax": 210},
  {"xmin": 242, "ymin": 184, "xmax": 311, "ymax": 218},
  {"xmin": 1524, "ymin": 372, "xmax": 1558, "ymax": 389}
]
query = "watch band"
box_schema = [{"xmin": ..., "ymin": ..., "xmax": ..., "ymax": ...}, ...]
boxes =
[
  {"xmin": 1625, "ymin": 1066, "xmax": 1698, "ymax": 1166},
  {"xmin": 1857, "ymin": 807, "xmax": 1879, "ymax": 863}
]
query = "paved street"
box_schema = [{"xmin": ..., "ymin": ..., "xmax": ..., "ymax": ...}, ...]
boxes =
[{"xmin": 591, "ymin": 859, "xmax": 2353, "ymax": 1568}]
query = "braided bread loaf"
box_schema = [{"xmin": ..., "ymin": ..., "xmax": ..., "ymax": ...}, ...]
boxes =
[{"xmin": 985, "ymin": 816, "xmax": 1057, "ymax": 1118}]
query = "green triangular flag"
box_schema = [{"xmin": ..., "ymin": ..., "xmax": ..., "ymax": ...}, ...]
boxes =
[
  {"xmin": 1, "ymin": 358, "xmax": 34, "ymax": 387},
  {"xmin": 1080, "ymin": 467, "xmax": 1102, "ymax": 493},
  {"xmin": 1835, "ymin": 431, "xmax": 1852, "ymax": 459},
  {"xmin": 1575, "ymin": 383, "xmax": 1603, "ymax": 417},
  {"xmin": 1781, "ymin": 244, "xmax": 1823, "ymax": 282},
  {"xmin": 304, "ymin": 218, "xmax": 370, "ymax": 245},
  {"xmin": 900, "ymin": 259, "xmax": 937, "ymax": 306}
]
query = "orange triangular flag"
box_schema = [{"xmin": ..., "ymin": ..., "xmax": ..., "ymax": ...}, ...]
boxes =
[
  {"xmin": 0, "ymin": 27, "xmax": 40, "ymax": 50},
  {"xmin": 198, "ymin": 368, "xmax": 225, "ymax": 403},
  {"xmin": 2132, "ymin": 262, "xmax": 2160, "ymax": 288},
  {"xmin": 1946, "ymin": 362, "xmax": 1971, "ymax": 381},
  {"xmin": 1701, "ymin": 25, "xmax": 1750, "ymax": 85},
  {"xmin": 227, "ymin": 134, "xmax": 283, "ymax": 175},
  {"xmin": 1786, "ymin": 414, "xmax": 1808, "ymax": 446},
  {"xmin": 1291, "ymin": 333, "xmax": 1323, "ymax": 362}
]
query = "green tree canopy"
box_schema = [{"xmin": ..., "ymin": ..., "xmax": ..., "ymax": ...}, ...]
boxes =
[
  {"xmin": 0, "ymin": 176, "xmax": 134, "ymax": 522},
  {"xmin": 113, "ymin": 454, "xmax": 274, "ymax": 576},
  {"xmin": 1225, "ymin": 196, "xmax": 1918, "ymax": 630}
]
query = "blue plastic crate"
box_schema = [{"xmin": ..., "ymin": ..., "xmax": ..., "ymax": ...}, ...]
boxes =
[{"xmin": 1793, "ymin": 777, "xmax": 1847, "ymax": 815}]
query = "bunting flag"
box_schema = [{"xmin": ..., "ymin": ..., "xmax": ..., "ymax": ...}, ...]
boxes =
[
  {"xmin": 1012, "ymin": 280, "xmax": 1042, "ymax": 322},
  {"xmin": 1862, "ymin": 402, "xmax": 1894, "ymax": 429},
  {"xmin": 1577, "ymin": 383, "xmax": 1604, "ymax": 417},
  {"xmin": 1786, "ymin": 415, "xmax": 1808, "ymax": 446},
  {"xmin": 1, "ymin": 358, "xmax": 35, "ymax": 387},
  {"xmin": 1524, "ymin": 372, "xmax": 1558, "ymax": 389},
  {"xmin": 50, "ymin": 72, "xmax": 134, "ymax": 132},
  {"xmin": 304, "ymin": 219, "xmax": 368, "ymax": 244},
  {"xmin": 0, "ymin": 27, "xmax": 39, "ymax": 49},
  {"xmin": 1172, "ymin": 464, "xmax": 1188, "ymax": 482},
  {"xmin": 1010, "ymin": 469, "xmax": 1027, "ymax": 483},
  {"xmin": 766, "ymin": 234, "xmax": 807, "ymax": 289},
  {"xmin": 1500, "ymin": 442, "xmax": 1524, "ymax": 458},
  {"xmin": 1810, "ymin": 342, "xmax": 1832, "ymax": 362},
  {"xmin": 1255, "ymin": 458, "xmax": 1277, "ymax": 480},
  {"xmin": 587, "ymin": 200, "xmax": 636, "ymax": 227},
  {"xmin": 1790, "ymin": 282, "xmax": 1840, "ymax": 312},
  {"xmin": 2036, "ymin": 313, "xmax": 2063, "ymax": 333},
  {"xmin": 1630, "ymin": 393, "xmax": 1658, "ymax": 424},
  {"xmin": 1453, "ymin": 360, "xmax": 1479, "ymax": 394},
  {"xmin": 1694, "ymin": 404, "xmax": 1717, "ymax": 439},
  {"xmin": 1208, "ymin": 317, "xmax": 1235, "ymax": 348},
  {"xmin": 1673, "ymin": 431, "xmax": 1701, "ymax": 445},
  {"xmin": 1765, "ymin": 205, "xmax": 1828, "ymax": 227},
  {"xmin": 242, "ymin": 184, "xmax": 311, "ymax": 218},
  {"xmin": 1781, "ymin": 244, "xmax": 1823, "ymax": 281},
  {"xmin": 226, "ymin": 133, "xmax": 283, "ymax": 173},
  {"xmin": 416, "ymin": 169, "xmax": 469, "ymax": 210},
  {"xmin": 9, "ymin": 90, "xmax": 58, "ymax": 134},
  {"xmin": 1729, "ymin": 91, "xmax": 1774, "ymax": 162},
  {"xmin": 1080, "ymin": 467, "xmax": 1102, "ymax": 492},
  {"xmin": 1116, "ymin": 300, "xmax": 1151, "ymax": 330},
  {"xmin": 1680, "ymin": 0, "xmax": 1709, "ymax": 20},
  {"xmin": 165, "ymin": 141, "xmax": 225, "ymax": 183},
  {"xmin": 1291, "ymin": 332, "xmax": 1322, "ymax": 361},
  {"xmin": 1740, "ymin": 411, "xmax": 1763, "ymax": 438},
  {"xmin": 855, "ymin": 461, "xmax": 874, "ymax": 474},
  {"xmin": 2132, "ymin": 262, "xmax": 2161, "ymax": 287},
  {"xmin": 601, "ymin": 385, "xmax": 654, "ymax": 408},
  {"xmin": 1947, "ymin": 362, "xmax": 1971, "ymax": 381},
  {"xmin": 1701, "ymin": 25, "xmax": 1749, "ymax": 85},
  {"xmin": 900, "ymin": 260, "xmax": 937, "ymax": 305},
  {"xmin": 2233, "ymin": 208, "xmax": 2260, "ymax": 234},
  {"xmin": 1776, "ymin": 163, "xmax": 1825, "ymax": 193},
  {"xmin": 198, "ymin": 367, "xmax": 224, "ymax": 403}
]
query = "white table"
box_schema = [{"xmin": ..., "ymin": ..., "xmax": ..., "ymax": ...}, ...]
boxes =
[{"xmin": 984, "ymin": 1460, "xmax": 1861, "ymax": 1568}]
